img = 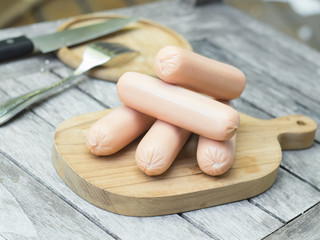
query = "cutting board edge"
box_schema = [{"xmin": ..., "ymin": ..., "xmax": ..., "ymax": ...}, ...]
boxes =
[{"xmin": 52, "ymin": 142, "xmax": 279, "ymax": 216}]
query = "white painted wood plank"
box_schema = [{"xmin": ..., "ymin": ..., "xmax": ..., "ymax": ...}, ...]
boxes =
[
  {"xmin": 250, "ymin": 169, "xmax": 320, "ymax": 222},
  {"xmin": 0, "ymin": 153, "xmax": 113, "ymax": 240},
  {"xmin": 282, "ymin": 144, "xmax": 320, "ymax": 188},
  {"xmin": 1, "ymin": 71, "xmax": 105, "ymax": 126},
  {"xmin": 233, "ymin": 98, "xmax": 270, "ymax": 120},
  {"xmin": 0, "ymin": 185, "xmax": 37, "ymax": 238},
  {"xmin": 0, "ymin": 234, "xmax": 6, "ymax": 240},
  {"xmin": 217, "ymin": 4, "xmax": 320, "ymax": 102},
  {"xmin": 145, "ymin": 2, "xmax": 320, "ymax": 106},
  {"xmin": 0, "ymin": 54, "xmax": 61, "ymax": 80},
  {"xmin": 265, "ymin": 202, "xmax": 320, "ymax": 240},
  {"xmin": 52, "ymin": 67, "xmax": 122, "ymax": 108},
  {"xmin": 1, "ymin": 74, "xmax": 100, "ymax": 127},
  {"xmin": 182, "ymin": 200, "xmax": 283, "ymax": 240}
]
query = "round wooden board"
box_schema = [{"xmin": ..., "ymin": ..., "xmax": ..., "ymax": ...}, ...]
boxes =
[
  {"xmin": 52, "ymin": 110, "xmax": 317, "ymax": 216},
  {"xmin": 56, "ymin": 14, "xmax": 192, "ymax": 82}
]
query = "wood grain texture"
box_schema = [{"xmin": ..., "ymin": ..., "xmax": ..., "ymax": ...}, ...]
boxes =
[
  {"xmin": 52, "ymin": 109, "xmax": 316, "ymax": 216},
  {"xmin": 0, "ymin": 0, "xmax": 320, "ymax": 238},
  {"xmin": 56, "ymin": 14, "xmax": 192, "ymax": 82},
  {"xmin": 265, "ymin": 202, "xmax": 320, "ymax": 240},
  {"xmin": 0, "ymin": 153, "xmax": 113, "ymax": 240},
  {"xmin": 250, "ymin": 168, "xmax": 320, "ymax": 222},
  {"xmin": 282, "ymin": 144, "xmax": 320, "ymax": 188},
  {"xmin": 182, "ymin": 200, "xmax": 283, "ymax": 240}
]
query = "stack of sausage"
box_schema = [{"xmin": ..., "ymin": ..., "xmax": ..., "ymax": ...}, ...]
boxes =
[{"xmin": 86, "ymin": 46, "xmax": 246, "ymax": 176}]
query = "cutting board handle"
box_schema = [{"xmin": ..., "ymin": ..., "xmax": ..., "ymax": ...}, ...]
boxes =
[{"xmin": 264, "ymin": 115, "xmax": 317, "ymax": 150}]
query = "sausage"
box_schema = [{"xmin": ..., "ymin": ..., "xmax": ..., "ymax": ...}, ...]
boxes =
[
  {"xmin": 117, "ymin": 72, "xmax": 239, "ymax": 141},
  {"xmin": 135, "ymin": 120, "xmax": 191, "ymax": 176},
  {"xmin": 196, "ymin": 101, "xmax": 237, "ymax": 176},
  {"xmin": 86, "ymin": 105, "xmax": 155, "ymax": 156},
  {"xmin": 197, "ymin": 134, "xmax": 236, "ymax": 176},
  {"xmin": 154, "ymin": 46, "xmax": 246, "ymax": 100}
]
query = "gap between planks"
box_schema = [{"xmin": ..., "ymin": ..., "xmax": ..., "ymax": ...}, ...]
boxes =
[
  {"xmin": 286, "ymin": 200, "xmax": 320, "ymax": 225},
  {"xmin": 178, "ymin": 213, "xmax": 219, "ymax": 240},
  {"xmin": 262, "ymin": 201, "xmax": 320, "ymax": 239},
  {"xmin": 280, "ymin": 165, "xmax": 320, "ymax": 192},
  {"xmin": 0, "ymin": 141, "xmax": 119, "ymax": 240},
  {"xmin": 248, "ymin": 199, "xmax": 286, "ymax": 224},
  {"xmin": 191, "ymin": 37, "xmax": 320, "ymax": 107},
  {"xmin": 0, "ymin": 233, "xmax": 8, "ymax": 240},
  {"xmin": 194, "ymin": 37, "xmax": 320, "ymax": 109}
]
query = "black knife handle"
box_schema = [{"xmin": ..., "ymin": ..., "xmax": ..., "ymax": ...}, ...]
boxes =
[{"xmin": 0, "ymin": 36, "xmax": 34, "ymax": 61}]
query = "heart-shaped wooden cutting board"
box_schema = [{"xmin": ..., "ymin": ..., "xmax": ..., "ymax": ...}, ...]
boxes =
[{"xmin": 52, "ymin": 109, "xmax": 317, "ymax": 216}]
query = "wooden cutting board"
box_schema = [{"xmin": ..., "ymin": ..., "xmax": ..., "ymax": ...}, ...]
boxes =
[
  {"xmin": 56, "ymin": 14, "xmax": 192, "ymax": 82},
  {"xmin": 52, "ymin": 110, "xmax": 317, "ymax": 217}
]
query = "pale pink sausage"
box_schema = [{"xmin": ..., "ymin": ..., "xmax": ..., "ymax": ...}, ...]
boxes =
[
  {"xmin": 197, "ymin": 134, "xmax": 236, "ymax": 176},
  {"xmin": 117, "ymin": 72, "xmax": 239, "ymax": 141},
  {"xmin": 197, "ymin": 101, "xmax": 237, "ymax": 176},
  {"xmin": 154, "ymin": 46, "xmax": 246, "ymax": 100},
  {"xmin": 86, "ymin": 105, "xmax": 155, "ymax": 156},
  {"xmin": 135, "ymin": 120, "xmax": 191, "ymax": 176}
]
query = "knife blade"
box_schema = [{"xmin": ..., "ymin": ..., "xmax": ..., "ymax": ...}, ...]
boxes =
[{"xmin": 0, "ymin": 16, "xmax": 137, "ymax": 61}]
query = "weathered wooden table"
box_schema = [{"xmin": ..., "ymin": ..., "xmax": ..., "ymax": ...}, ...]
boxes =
[{"xmin": 0, "ymin": 1, "xmax": 319, "ymax": 239}]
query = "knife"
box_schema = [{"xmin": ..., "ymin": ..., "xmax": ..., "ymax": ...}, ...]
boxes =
[{"xmin": 0, "ymin": 16, "xmax": 137, "ymax": 61}]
